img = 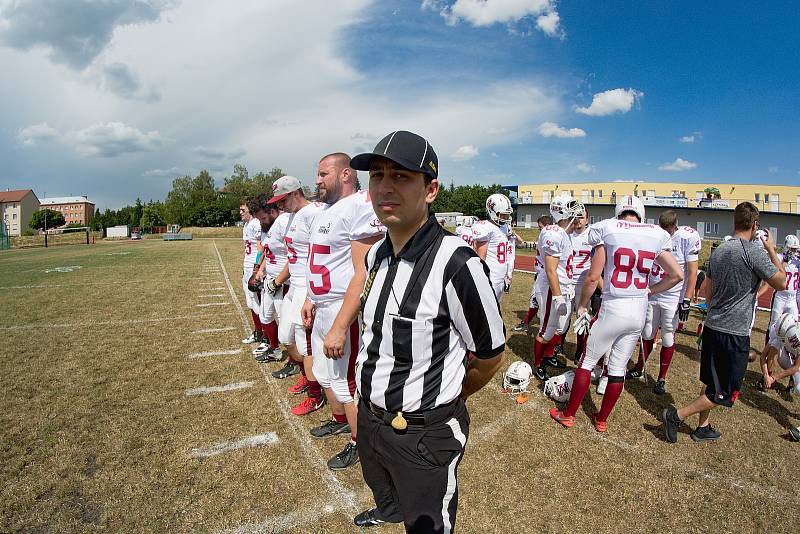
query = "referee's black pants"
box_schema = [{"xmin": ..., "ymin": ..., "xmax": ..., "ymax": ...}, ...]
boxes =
[{"xmin": 357, "ymin": 398, "xmax": 470, "ymax": 533}]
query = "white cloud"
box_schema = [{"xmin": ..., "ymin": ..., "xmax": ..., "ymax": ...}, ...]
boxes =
[
  {"xmin": 680, "ymin": 131, "xmax": 702, "ymax": 143},
  {"xmin": 538, "ymin": 121, "xmax": 586, "ymax": 138},
  {"xmin": 430, "ymin": 0, "xmax": 562, "ymax": 37},
  {"xmin": 768, "ymin": 166, "xmax": 779, "ymax": 173},
  {"xmin": 17, "ymin": 122, "xmax": 59, "ymax": 146},
  {"xmin": 658, "ymin": 158, "xmax": 697, "ymax": 172},
  {"xmin": 68, "ymin": 122, "xmax": 162, "ymax": 157},
  {"xmin": 143, "ymin": 166, "xmax": 182, "ymax": 177},
  {"xmin": 192, "ymin": 145, "xmax": 247, "ymax": 161},
  {"xmin": 576, "ymin": 162, "xmax": 595, "ymax": 173},
  {"xmin": 451, "ymin": 145, "xmax": 479, "ymax": 161},
  {"xmin": 576, "ymin": 88, "xmax": 644, "ymax": 116}
]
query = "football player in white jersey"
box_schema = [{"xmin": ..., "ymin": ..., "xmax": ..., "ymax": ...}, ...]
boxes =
[
  {"xmin": 472, "ymin": 193, "xmax": 514, "ymax": 301},
  {"xmin": 455, "ymin": 218, "xmax": 474, "ymax": 246},
  {"xmin": 513, "ymin": 214, "xmax": 553, "ymax": 332},
  {"xmin": 569, "ymin": 207, "xmax": 596, "ymax": 361},
  {"xmin": 300, "ymin": 153, "xmax": 384, "ymax": 470},
  {"xmin": 267, "ymin": 176, "xmax": 327, "ymax": 416},
  {"xmin": 628, "ymin": 210, "xmax": 701, "ymax": 395},
  {"xmin": 505, "ymin": 223, "xmax": 524, "ymax": 295},
  {"xmin": 759, "ymin": 314, "xmax": 800, "ymax": 440},
  {"xmin": 240, "ymin": 200, "xmax": 265, "ymax": 345},
  {"xmin": 551, "ymin": 196, "xmax": 683, "ymax": 432},
  {"xmin": 531, "ymin": 194, "xmax": 584, "ymax": 381},
  {"xmin": 251, "ymin": 196, "xmax": 290, "ymax": 362},
  {"xmin": 765, "ymin": 235, "xmax": 800, "ymax": 343}
]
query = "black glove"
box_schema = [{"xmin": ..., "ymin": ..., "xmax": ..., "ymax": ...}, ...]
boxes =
[
  {"xmin": 247, "ymin": 272, "xmax": 263, "ymax": 293},
  {"xmin": 678, "ymin": 298, "xmax": 691, "ymax": 322}
]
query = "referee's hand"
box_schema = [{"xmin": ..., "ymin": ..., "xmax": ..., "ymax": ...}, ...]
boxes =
[{"xmin": 323, "ymin": 327, "xmax": 346, "ymax": 359}]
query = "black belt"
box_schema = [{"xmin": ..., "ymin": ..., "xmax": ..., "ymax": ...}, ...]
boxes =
[{"xmin": 363, "ymin": 398, "xmax": 460, "ymax": 427}]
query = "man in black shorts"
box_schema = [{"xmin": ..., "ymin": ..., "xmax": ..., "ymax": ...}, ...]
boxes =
[{"xmin": 661, "ymin": 202, "xmax": 785, "ymax": 442}]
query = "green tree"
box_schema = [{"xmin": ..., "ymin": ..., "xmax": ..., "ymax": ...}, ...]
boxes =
[
  {"xmin": 132, "ymin": 198, "xmax": 144, "ymax": 227},
  {"xmin": 29, "ymin": 209, "xmax": 65, "ymax": 230},
  {"xmin": 140, "ymin": 202, "xmax": 165, "ymax": 230},
  {"xmin": 165, "ymin": 175, "xmax": 193, "ymax": 226}
]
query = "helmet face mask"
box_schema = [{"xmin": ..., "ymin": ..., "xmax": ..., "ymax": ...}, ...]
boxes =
[
  {"xmin": 777, "ymin": 313, "xmax": 797, "ymax": 341},
  {"xmin": 549, "ymin": 194, "xmax": 584, "ymax": 225},
  {"xmin": 784, "ymin": 234, "xmax": 800, "ymax": 258}
]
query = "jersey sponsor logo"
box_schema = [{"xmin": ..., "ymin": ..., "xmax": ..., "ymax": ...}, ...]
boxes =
[
  {"xmin": 316, "ymin": 222, "xmax": 332, "ymax": 234},
  {"xmin": 615, "ymin": 221, "xmax": 653, "ymax": 229}
]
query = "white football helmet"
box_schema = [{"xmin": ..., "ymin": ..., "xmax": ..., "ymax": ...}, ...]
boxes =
[
  {"xmin": 486, "ymin": 194, "xmax": 513, "ymax": 225},
  {"xmin": 776, "ymin": 313, "xmax": 797, "ymax": 341},
  {"xmin": 723, "ymin": 235, "xmax": 733, "ymax": 241},
  {"xmin": 502, "ymin": 361, "xmax": 532, "ymax": 394},
  {"xmin": 753, "ymin": 229, "xmax": 768, "ymax": 248},
  {"xmin": 784, "ymin": 234, "xmax": 799, "ymax": 258},
  {"xmin": 782, "ymin": 324, "xmax": 800, "ymax": 357},
  {"xmin": 615, "ymin": 194, "xmax": 646, "ymax": 222},
  {"xmin": 544, "ymin": 370, "xmax": 575, "ymax": 403},
  {"xmin": 549, "ymin": 193, "xmax": 585, "ymax": 224}
]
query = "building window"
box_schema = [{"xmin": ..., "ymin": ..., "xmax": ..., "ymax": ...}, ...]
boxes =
[
  {"xmin": 755, "ymin": 193, "xmax": 760, "ymax": 203},
  {"xmin": 591, "ymin": 190, "xmax": 595, "ymax": 199},
  {"xmin": 764, "ymin": 194, "xmax": 770, "ymax": 203},
  {"xmin": 12, "ymin": 213, "xmax": 17, "ymax": 220},
  {"xmin": 705, "ymin": 222, "xmax": 719, "ymax": 234},
  {"xmin": 598, "ymin": 190, "xmax": 603, "ymax": 198}
]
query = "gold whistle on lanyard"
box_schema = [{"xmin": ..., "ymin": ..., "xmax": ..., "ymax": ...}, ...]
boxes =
[{"xmin": 391, "ymin": 411, "xmax": 408, "ymax": 431}]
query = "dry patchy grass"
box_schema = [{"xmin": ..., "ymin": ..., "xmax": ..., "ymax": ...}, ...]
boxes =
[{"xmin": 0, "ymin": 240, "xmax": 797, "ymax": 533}]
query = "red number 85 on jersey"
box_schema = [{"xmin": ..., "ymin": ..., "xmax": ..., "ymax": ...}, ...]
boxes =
[{"xmin": 611, "ymin": 247, "xmax": 656, "ymax": 289}]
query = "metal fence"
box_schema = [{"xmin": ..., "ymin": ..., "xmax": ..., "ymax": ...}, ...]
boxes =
[{"xmin": 0, "ymin": 220, "xmax": 9, "ymax": 250}]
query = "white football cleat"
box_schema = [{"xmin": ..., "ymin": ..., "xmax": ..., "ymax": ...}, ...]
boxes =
[
  {"xmin": 242, "ymin": 332, "xmax": 258, "ymax": 344},
  {"xmin": 597, "ymin": 376, "xmax": 608, "ymax": 395},
  {"xmin": 252, "ymin": 342, "xmax": 270, "ymax": 355}
]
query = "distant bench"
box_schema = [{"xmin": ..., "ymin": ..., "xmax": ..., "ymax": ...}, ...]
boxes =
[{"xmin": 163, "ymin": 233, "xmax": 193, "ymax": 241}]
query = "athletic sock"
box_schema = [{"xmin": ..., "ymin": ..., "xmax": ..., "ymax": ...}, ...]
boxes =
[
  {"xmin": 523, "ymin": 307, "xmax": 536, "ymax": 325},
  {"xmin": 564, "ymin": 368, "xmax": 591, "ymax": 417},
  {"xmin": 350, "ymin": 436, "xmax": 356, "ymax": 444},
  {"xmin": 636, "ymin": 339, "xmax": 655, "ymax": 372},
  {"xmin": 300, "ymin": 364, "xmax": 307, "ymax": 378},
  {"xmin": 533, "ymin": 339, "xmax": 546, "ymax": 367},
  {"xmin": 658, "ymin": 345, "xmax": 675, "ymax": 380},
  {"xmin": 333, "ymin": 412, "xmax": 348, "ymax": 424},
  {"xmin": 263, "ymin": 321, "xmax": 279, "ymax": 349},
  {"xmin": 250, "ymin": 310, "xmax": 262, "ymax": 332},
  {"xmin": 306, "ymin": 380, "xmax": 322, "ymax": 399},
  {"xmin": 544, "ymin": 334, "xmax": 562, "ymax": 357},
  {"xmin": 574, "ymin": 333, "xmax": 587, "ymax": 360},
  {"xmin": 596, "ymin": 377, "xmax": 624, "ymax": 422}
]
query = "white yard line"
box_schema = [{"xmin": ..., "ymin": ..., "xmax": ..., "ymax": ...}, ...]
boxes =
[
  {"xmin": 213, "ymin": 240, "xmax": 359, "ymax": 517},
  {"xmin": 196, "ymin": 302, "xmax": 229, "ymax": 307},
  {"xmin": 188, "ymin": 349, "xmax": 243, "ymax": 359},
  {"xmin": 199, "ymin": 293, "xmax": 226, "ymax": 298},
  {"xmin": 217, "ymin": 504, "xmax": 337, "ymax": 534},
  {"xmin": 190, "ymin": 432, "xmax": 279, "ymax": 458},
  {"xmin": 185, "ymin": 381, "xmax": 255, "ymax": 396},
  {"xmin": 0, "ymin": 314, "xmax": 235, "ymax": 331},
  {"xmin": 192, "ymin": 327, "xmax": 236, "ymax": 334}
]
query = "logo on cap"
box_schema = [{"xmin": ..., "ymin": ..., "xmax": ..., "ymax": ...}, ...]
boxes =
[{"xmin": 272, "ymin": 183, "xmax": 278, "ymax": 192}]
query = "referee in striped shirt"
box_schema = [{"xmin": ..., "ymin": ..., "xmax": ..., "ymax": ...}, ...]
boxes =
[{"xmin": 349, "ymin": 131, "xmax": 506, "ymax": 532}]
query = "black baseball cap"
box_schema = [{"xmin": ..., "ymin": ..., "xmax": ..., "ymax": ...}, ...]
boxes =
[{"xmin": 350, "ymin": 130, "xmax": 438, "ymax": 180}]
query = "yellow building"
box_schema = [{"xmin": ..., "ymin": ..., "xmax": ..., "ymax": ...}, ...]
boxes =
[
  {"xmin": 516, "ymin": 182, "xmax": 800, "ymax": 215},
  {"xmin": 0, "ymin": 189, "xmax": 40, "ymax": 236}
]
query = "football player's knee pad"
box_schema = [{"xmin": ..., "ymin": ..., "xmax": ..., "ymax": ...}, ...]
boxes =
[
  {"xmin": 331, "ymin": 378, "xmax": 354, "ymax": 404},
  {"xmin": 278, "ymin": 321, "xmax": 293, "ymax": 346},
  {"xmin": 661, "ymin": 330, "xmax": 675, "ymax": 348},
  {"xmin": 606, "ymin": 353, "xmax": 628, "ymax": 377}
]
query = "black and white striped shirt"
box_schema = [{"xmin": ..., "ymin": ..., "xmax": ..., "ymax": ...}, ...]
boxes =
[{"xmin": 357, "ymin": 216, "xmax": 506, "ymax": 412}]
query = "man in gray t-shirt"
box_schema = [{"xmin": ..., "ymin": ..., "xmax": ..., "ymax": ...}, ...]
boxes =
[
  {"xmin": 705, "ymin": 238, "xmax": 779, "ymax": 336},
  {"xmin": 661, "ymin": 202, "xmax": 785, "ymax": 444}
]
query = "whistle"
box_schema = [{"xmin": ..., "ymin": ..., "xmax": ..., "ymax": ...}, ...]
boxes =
[{"xmin": 391, "ymin": 411, "xmax": 408, "ymax": 431}]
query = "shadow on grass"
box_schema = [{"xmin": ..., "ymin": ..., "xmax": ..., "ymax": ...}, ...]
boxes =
[{"xmin": 739, "ymin": 369, "xmax": 799, "ymax": 430}]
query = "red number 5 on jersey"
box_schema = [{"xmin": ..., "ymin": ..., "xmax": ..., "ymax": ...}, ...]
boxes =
[
  {"xmin": 611, "ymin": 247, "xmax": 656, "ymax": 289},
  {"xmin": 308, "ymin": 244, "xmax": 332, "ymax": 295}
]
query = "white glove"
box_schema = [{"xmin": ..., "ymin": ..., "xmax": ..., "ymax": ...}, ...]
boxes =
[
  {"xmin": 552, "ymin": 295, "xmax": 568, "ymax": 317},
  {"xmin": 573, "ymin": 310, "xmax": 591, "ymax": 335},
  {"xmin": 266, "ymin": 277, "xmax": 279, "ymax": 295}
]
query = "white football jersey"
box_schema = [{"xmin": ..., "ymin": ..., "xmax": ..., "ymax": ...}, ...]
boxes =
[
  {"xmin": 777, "ymin": 254, "xmax": 800, "ymax": 298},
  {"xmin": 284, "ymin": 202, "xmax": 327, "ymax": 289},
  {"xmin": 242, "ymin": 217, "xmax": 262, "ymax": 270},
  {"xmin": 570, "ymin": 227, "xmax": 592, "ymax": 288},
  {"xmin": 472, "ymin": 220, "xmax": 510, "ymax": 285},
  {"xmin": 648, "ymin": 225, "xmax": 701, "ymax": 302},
  {"xmin": 534, "ymin": 224, "xmax": 574, "ymax": 292},
  {"xmin": 306, "ymin": 191, "xmax": 384, "ymax": 303},
  {"xmin": 588, "ymin": 218, "xmax": 672, "ymax": 300},
  {"xmin": 261, "ymin": 212, "xmax": 290, "ymax": 278},
  {"xmin": 455, "ymin": 225, "xmax": 474, "ymax": 246}
]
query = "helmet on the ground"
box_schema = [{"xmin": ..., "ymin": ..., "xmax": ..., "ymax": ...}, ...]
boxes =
[
  {"xmin": 544, "ymin": 370, "xmax": 576, "ymax": 403},
  {"xmin": 776, "ymin": 313, "xmax": 797, "ymax": 341},
  {"xmin": 614, "ymin": 195, "xmax": 645, "ymax": 222},
  {"xmin": 503, "ymin": 361, "xmax": 532, "ymax": 394},
  {"xmin": 550, "ymin": 193, "xmax": 585, "ymax": 224},
  {"xmin": 486, "ymin": 194, "xmax": 513, "ymax": 225}
]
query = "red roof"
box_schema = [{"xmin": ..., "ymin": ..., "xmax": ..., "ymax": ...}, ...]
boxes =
[{"xmin": 0, "ymin": 189, "xmax": 37, "ymax": 203}]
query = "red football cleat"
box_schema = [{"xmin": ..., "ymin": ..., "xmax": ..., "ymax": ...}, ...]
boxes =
[
  {"xmin": 287, "ymin": 375, "xmax": 309, "ymax": 395},
  {"xmin": 591, "ymin": 413, "xmax": 607, "ymax": 433},
  {"xmin": 549, "ymin": 408, "xmax": 575, "ymax": 428},
  {"xmin": 291, "ymin": 395, "xmax": 325, "ymax": 416}
]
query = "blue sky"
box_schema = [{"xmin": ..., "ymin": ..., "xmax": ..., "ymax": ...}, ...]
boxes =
[{"xmin": 1, "ymin": 0, "xmax": 798, "ymax": 209}]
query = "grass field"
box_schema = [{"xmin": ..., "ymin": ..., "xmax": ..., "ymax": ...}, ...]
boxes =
[{"xmin": 1, "ymin": 238, "xmax": 798, "ymax": 533}]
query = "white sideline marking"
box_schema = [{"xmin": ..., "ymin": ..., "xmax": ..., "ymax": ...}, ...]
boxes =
[
  {"xmin": 199, "ymin": 293, "xmax": 225, "ymax": 298},
  {"xmin": 185, "ymin": 381, "xmax": 255, "ymax": 396},
  {"xmin": 44, "ymin": 265, "xmax": 83, "ymax": 273},
  {"xmin": 0, "ymin": 313, "xmax": 235, "ymax": 331},
  {"xmin": 188, "ymin": 349, "xmax": 242, "ymax": 359},
  {"xmin": 192, "ymin": 327, "xmax": 236, "ymax": 334},
  {"xmin": 219, "ymin": 504, "xmax": 337, "ymax": 534},
  {"xmin": 213, "ymin": 240, "xmax": 359, "ymax": 518},
  {"xmin": 190, "ymin": 432, "xmax": 279, "ymax": 458},
  {"xmin": 196, "ymin": 302, "xmax": 229, "ymax": 307}
]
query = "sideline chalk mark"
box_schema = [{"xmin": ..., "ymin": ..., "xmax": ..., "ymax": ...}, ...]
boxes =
[
  {"xmin": 190, "ymin": 432, "xmax": 278, "ymax": 458},
  {"xmin": 192, "ymin": 327, "xmax": 236, "ymax": 334},
  {"xmin": 196, "ymin": 302, "xmax": 229, "ymax": 307},
  {"xmin": 185, "ymin": 381, "xmax": 255, "ymax": 396},
  {"xmin": 0, "ymin": 313, "xmax": 236, "ymax": 331},
  {"xmin": 188, "ymin": 349, "xmax": 242, "ymax": 359}
]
